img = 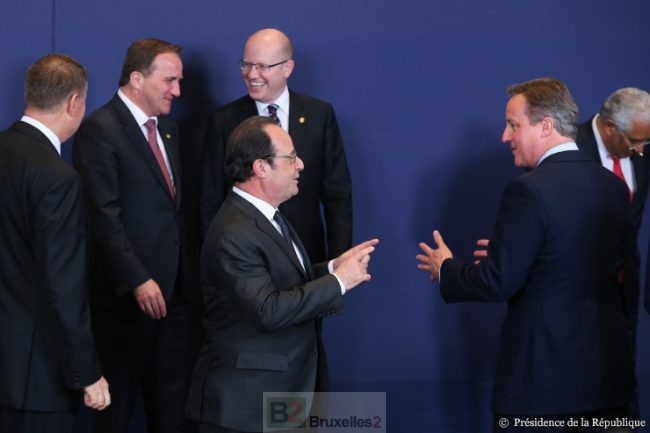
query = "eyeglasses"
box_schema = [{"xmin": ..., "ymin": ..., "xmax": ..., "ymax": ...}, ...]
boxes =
[
  {"xmin": 614, "ymin": 124, "xmax": 650, "ymax": 149},
  {"xmin": 239, "ymin": 59, "xmax": 289, "ymax": 73},
  {"xmin": 265, "ymin": 152, "xmax": 298, "ymax": 164}
]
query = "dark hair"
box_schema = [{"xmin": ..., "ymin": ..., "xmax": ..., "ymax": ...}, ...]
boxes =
[
  {"xmin": 118, "ymin": 38, "xmax": 182, "ymax": 87},
  {"xmin": 24, "ymin": 53, "xmax": 87, "ymax": 111},
  {"xmin": 507, "ymin": 77, "xmax": 578, "ymax": 139},
  {"xmin": 225, "ymin": 116, "xmax": 278, "ymax": 185}
]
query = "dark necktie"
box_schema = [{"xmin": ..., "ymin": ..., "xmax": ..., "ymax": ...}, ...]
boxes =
[
  {"xmin": 267, "ymin": 104, "xmax": 281, "ymax": 127},
  {"xmin": 612, "ymin": 157, "xmax": 632, "ymax": 202},
  {"xmin": 273, "ymin": 211, "xmax": 293, "ymax": 248},
  {"xmin": 144, "ymin": 119, "xmax": 175, "ymax": 199}
]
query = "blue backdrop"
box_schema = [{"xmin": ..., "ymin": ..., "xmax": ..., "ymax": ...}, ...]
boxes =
[{"xmin": 2, "ymin": 1, "xmax": 650, "ymax": 432}]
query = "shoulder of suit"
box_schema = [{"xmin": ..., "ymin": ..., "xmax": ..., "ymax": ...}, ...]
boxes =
[{"xmin": 289, "ymin": 89, "xmax": 334, "ymax": 109}]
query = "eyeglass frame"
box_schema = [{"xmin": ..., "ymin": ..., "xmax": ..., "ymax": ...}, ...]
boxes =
[
  {"xmin": 239, "ymin": 59, "xmax": 290, "ymax": 73},
  {"xmin": 263, "ymin": 151, "xmax": 298, "ymax": 165},
  {"xmin": 613, "ymin": 123, "xmax": 650, "ymax": 149}
]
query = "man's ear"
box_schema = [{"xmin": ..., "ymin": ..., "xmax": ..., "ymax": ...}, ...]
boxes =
[
  {"xmin": 252, "ymin": 158, "xmax": 269, "ymax": 178},
  {"xmin": 130, "ymin": 71, "xmax": 144, "ymax": 90},
  {"xmin": 540, "ymin": 117, "xmax": 554, "ymax": 137},
  {"xmin": 66, "ymin": 92, "xmax": 81, "ymax": 116}
]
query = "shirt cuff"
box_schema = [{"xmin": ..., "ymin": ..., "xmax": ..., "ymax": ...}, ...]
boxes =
[{"xmin": 329, "ymin": 260, "xmax": 346, "ymax": 294}]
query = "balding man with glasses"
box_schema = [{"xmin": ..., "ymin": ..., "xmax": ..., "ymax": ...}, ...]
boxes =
[
  {"xmin": 576, "ymin": 87, "xmax": 650, "ymax": 419},
  {"xmin": 199, "ymin": 28, "xmax": 353, "ymax": 266}
]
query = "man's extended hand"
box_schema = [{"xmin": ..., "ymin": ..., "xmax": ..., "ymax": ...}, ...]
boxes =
[
  {"xmin": 416, "ymin": 230, "xmax": 453, "ymax": 281},
  {"xmin": 332, "ymin": 238, "xmax": 379, "ymax": 291},
  {"xmin": 134, "ymin": 279, "xmax": 167, "ymax": 319},
  {"xmin": 84, "ymin": 376, "xmax": 110, "ymax": 410}
]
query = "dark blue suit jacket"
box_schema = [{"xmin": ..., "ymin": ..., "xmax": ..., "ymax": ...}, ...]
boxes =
[
  {"xmin": 0, "ymin": 121, "xmax": 100, "ymax": 411},
  {"xmin": 187, "ymin": 192, "xmax": 343, "ymax": 431},
  {"xmin": 576, "ymin": 118, "xmax": 650, "ymax": 320},
  {"xmin": 441, "ymin": 150, "xmax": 635, "ymax": 415}
]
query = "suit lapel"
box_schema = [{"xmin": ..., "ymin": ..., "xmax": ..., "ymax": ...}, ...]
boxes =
[
  {"xmin": 229, "ymin": 193, "xmax": 309, "ymax": 279},
  {"xmin": 241, "ymin": 96, "xmax": 259, "ymax": 119},
  {"xmin": 110, "ymin": 95, "xmax": 176, "ymax": 205},
  {"xmin": 287, "ymin": 91, "xmax": 307, "ymax": 152}
]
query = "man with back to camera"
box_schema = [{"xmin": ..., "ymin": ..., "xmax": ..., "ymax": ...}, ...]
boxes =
[
  {"xmin": 187, "ymin": 116, "xmax": 378, "ymax": 433},
  {"xmin": 199, "ymin": 28, "xmax": 353, "ymax": 264},
  {"xmin": 575, "ymin": 87, "xmax": 650, "ymax": 418},
  {"xmin": 73, "ymin": 39, "xmax": 198, "ymax": 433},
  {"xmin": 0, "ymin": 53, "xmax": 110, "ymax": 433},
  {"xmin": 417, "ymin": 78, "xmax": 635, "ymax": 432}
]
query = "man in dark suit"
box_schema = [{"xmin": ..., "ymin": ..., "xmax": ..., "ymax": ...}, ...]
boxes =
[
  {"xmin": 576, "ymin": 88, "xmax": 650, "ymax": 418},
  {"xmin": 417, "ymin": 78, "xmax": 635, "ymax": 432},
  {"xmin": 199, "ymin": 28, "xmax": 352, "ymax": 263},
  {"xmin": 187, "ymin": 116, "xmax": 377, "ymax": 433},
  {"xmin": 73, "ymin": 39, "xmax": 197, "ymax": 433},
  {"xmin": 0, "ymin": 54, "xmax": 110, "ymax": 433}
]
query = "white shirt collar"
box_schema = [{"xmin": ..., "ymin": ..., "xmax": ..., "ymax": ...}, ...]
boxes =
[
  {"xmin": 592, "ymin": 114, "xmax": 625, "ymax": 162},
  {"xmin": 117, "ymin": 89, "xmax": 157, "ymax": 127},
  {"xmin": 255, "ymin": 87, "xmax": 290, "ymax": 120},
  {"xmin": 232, "ymin": 186, "xmax": 278, "ymax": 222},
  {"xmin": 536, "ymin": 141, "xmax": 579, "ymax": 166},
  {"xmin": 21, "ymin": 115, "xmax": 61, "ymax": 154}
]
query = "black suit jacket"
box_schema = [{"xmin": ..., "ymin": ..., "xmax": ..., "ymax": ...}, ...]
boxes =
[
  {"xmin": 0, "ymin": 121, "xmax": 101, "ymax": 411},
  {"xmin": 576, "ymin": 118, "xmax": 650, "ymax": 319},
  {"xmin": 441, "ymin": 151, "xmax": 635, "ymax": 415},
  {"xmin": 199, "ymin": 90, "xmax": 353, "ymax": 263},
  {"xmin": 73, "ymin": 94, "xmax": 192, "ymax": 307},
  {"xmin": 186, "ymin": 192, "xmax": 343, "ymax": 431}
]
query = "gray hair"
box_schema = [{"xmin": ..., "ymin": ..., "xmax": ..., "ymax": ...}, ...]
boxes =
[{"xmin": 599, "ymin": 87, "xmax": 650, "ymax": 133}]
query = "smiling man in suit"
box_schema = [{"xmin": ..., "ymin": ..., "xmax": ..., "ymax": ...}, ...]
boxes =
[
  {"xmin": 199, "ymin": 28, "xmax": 352, "ymax": 264},
  {"xmin": 417, "ymin": 78, "xmax": 635, "ymax": 432},
  {"xmin": 187, "ymin": 116, "xmax": 377, "ymax": 433},
  {"xmin": 73, "ymin": 39, "xmax": 197, "ymax": 433},
  {"xmin": 0, "ymin": 54, "xmax": 110, "ymax": 433}
]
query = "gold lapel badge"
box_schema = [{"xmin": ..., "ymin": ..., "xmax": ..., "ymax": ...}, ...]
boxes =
[{"xmin": 299, "ymin": 117, "xmax": 305, "ymax": 124}]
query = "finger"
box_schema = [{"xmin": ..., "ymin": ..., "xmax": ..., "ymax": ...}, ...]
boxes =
[
  {"xmin": 416, "ymin": 253, "xmax": 431, "ymax": 263},
  {"xmin": 156, "ymin": 294, "xmax": 167, "ymax": 318},
  {"xmin": 432, "ymin": 230, "xmax": 445, "ymax": 248},
  {"xmin": 359, "ymin": 254, "xmax": 370, "ymax": 264},
  {"xmin": 476, "ymin": 239, "xmax": 489, "ymax": 247},
  {"xmin": 418, "ymin": 242, "xmax": 434, "ymax": 254},
  {"xmin": 352, "ymin": 246, "xmax": 375, "ymax": 260},
  {"xmin": 417, "ymin": 264, "xmax": 432, "ymax": 271},
  {"xmin": 473, "ymin": 250, "xmax": 487, "ymax": 258}
]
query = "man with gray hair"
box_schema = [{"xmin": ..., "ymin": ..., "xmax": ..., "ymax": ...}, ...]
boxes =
[
  {"xmin": 0, "ymin": 54, "xmax": 110, "ymax": 433},
  {"xmin": 576, "ymin": 87, "xmax": 650, "ymax": 418}
]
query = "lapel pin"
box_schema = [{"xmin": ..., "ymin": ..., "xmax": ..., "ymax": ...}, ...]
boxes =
[
  {"xmin": 165, "ymin": 133, "xmax": 172, "ymax": 139},
  {"xmin": 299, "ymin": 117, "xmax": 305, "ymax": 124}
]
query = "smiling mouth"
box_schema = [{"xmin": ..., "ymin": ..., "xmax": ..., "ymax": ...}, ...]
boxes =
[{"xmin": 249, "ymin": 82, "xmax": 265, "ymax": 88}]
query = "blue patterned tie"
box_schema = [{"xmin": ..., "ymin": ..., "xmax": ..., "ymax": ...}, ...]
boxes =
[{"xmin": 267, "ymin": 104, "xmax": 281, "ymax": 127}]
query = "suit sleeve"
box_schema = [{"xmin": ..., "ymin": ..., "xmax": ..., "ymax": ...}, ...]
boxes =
[
  {"xmin": 33, "ymin": 171, "xmax": 101, "ymax": 389},
  {"xmin": 321, "ymin": 105, "xmax": 353, "ymax": 257},
  {"xmin": 73, "ymin": 120, "xmax": 150, "ymax": 294},
  {"xmin": 440, "ymin": 178, "xmax": 547, "ymax": 302},
  {"xmin": 207, "ymin": 230, "xmax": 344, "ymax": 332},
  {"xmin": 199, "ymin": 113, "xmax": 229, "ymax": 238}
]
